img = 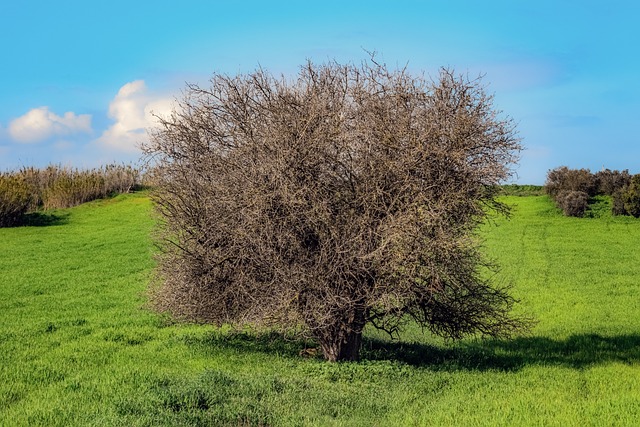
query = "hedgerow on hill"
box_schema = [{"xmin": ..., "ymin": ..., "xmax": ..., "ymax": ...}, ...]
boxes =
[{"xmin": 0, "ymin": 164, "xmax": 142, "ymax": 227}]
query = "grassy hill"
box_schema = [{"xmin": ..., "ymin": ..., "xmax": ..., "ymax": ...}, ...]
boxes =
[{"xmin": 1, "ymin": 193, "xmax": 639, "ymax": 426}]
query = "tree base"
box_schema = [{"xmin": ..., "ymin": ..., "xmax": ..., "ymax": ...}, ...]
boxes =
[{"xmin": 319, "ymin": 330, "xmax": 363, "ymax": 362}]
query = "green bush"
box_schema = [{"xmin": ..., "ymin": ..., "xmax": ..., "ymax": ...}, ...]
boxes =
[
  {"xmin": 612, "ymin": 190, "xmax": 626, "ymax": 216},
  {"xmin": 615, "ymin": 174, "xmax": 640, "ymax": 218},
  {"xmin": 500, "ymin": 184, "xmax": 545, "ymax": 196}
]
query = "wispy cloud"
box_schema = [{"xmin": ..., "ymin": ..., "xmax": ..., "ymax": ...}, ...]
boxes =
[
  {"xmin": 8, "ymin": 107, "xmax": 92, "ymax": 143},
  {"xmin": 96, "ymin": 80, "xmax": 173, "ymax": 153}
]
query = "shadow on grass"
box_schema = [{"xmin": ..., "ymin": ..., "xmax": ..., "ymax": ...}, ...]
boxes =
[
  {"xmin": 184, "ymin": 331, "xmax": 640, "ymax": 371},
  {"xmin": 181, "ymin": 330, "xmax": 311, "ymax": 359},
  {"xmin": 361, "ymin": 334, "xmax": 640, "ymax": 370},
  {"xmin": 18, "ymin": 211, "xmax": 69, "ymax": 227}
]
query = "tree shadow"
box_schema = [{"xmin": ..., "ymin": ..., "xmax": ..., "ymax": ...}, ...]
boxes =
[
  {"xmin": 361, "ymin": 333, "xmax": 640, "ymax": 371},
  {"xmin": 181, "ymin": 330, "xmax": 312, "ymax": 359},
  {"xmin": 17, "ymin": 211, "xmax": 69, "ymax": 227},
  {"xmin": 184, "ymin": 330, "xmax": 640, "ymax": 371}
]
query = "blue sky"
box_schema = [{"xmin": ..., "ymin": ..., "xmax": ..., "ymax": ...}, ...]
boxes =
[{"xmin": 1, "ymin": 0, "xmax": 638, "ymax": 184}]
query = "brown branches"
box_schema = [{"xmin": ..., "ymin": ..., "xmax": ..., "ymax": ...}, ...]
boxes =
[{"xmin": 144, "ymin": 58, "xmax": 524, "ymax": 361}]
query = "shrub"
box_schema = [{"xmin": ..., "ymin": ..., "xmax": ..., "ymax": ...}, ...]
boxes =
[
  {"xmin": 0, "ymin": 164, "xmax": 142, "ymax": 224},
  {"xmin": 612, "ymin": 190, "xmax": 626, "ymax": 216},
  {"xmin": 545, "ymin": 166, "xmax": 640, "ymax": 218},
  {"xmin": 614, "ymin": 174, "xmax": 640, "ymax": 218},
  {"xmin": 40, "ymin": 166, "xmax": 104, "ymax": 209},
  {"xmin": 0, "ymin": 174, "xmax": 32, "ymax": 227},
  {"xmin": 103, "ymin": 164, "xmax": 141, "ymax": 195},
  {"xmin": 555, "ymin": 190, "xmax": 589, "ymax": 217},
  {"xmin": 545, "ymin": 167, "xmax": 597, "ymax": 199},
  {"xmin": 594, "ymin": 169, "xmax": 631, "ymax": 196}
]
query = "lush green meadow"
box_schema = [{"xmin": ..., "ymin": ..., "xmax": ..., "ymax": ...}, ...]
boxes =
[{"xmin": 1, "ymin": 193, "xmax": 640, "ymax": 426}]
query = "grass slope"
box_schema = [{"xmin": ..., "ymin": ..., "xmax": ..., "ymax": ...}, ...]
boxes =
[{"xmin": 1, "ymin": 194, "xmax": 639, "ymax": 426}]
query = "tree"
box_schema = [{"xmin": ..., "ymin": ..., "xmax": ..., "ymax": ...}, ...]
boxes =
[{"xmin": 144, "ymin": 59, "xmax": 525, "ymax": 361}]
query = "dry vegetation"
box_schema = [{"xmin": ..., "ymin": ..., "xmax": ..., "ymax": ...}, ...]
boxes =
[
  {"xmin": 145, "ymin": 59, "xmax": 525, "ymax": 361},
  {"xmin": 0, "ymin": 164, "xmax": 142, "ymax": 227},
  {"xmin": 545, "ymin": 166, "xmax": 640, "ymax": 217}
]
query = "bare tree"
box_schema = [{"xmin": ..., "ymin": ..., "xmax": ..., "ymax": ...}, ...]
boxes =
[{"xmin": 144, "ymin": 59, "xmax": 525, "ymax": 361}]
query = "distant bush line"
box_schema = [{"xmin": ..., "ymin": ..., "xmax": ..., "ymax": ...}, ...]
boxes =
[
  {"xmin": 545, "ymin": 166, "xmax": 640, "ymax": 218},
  {"xmin": 0, "ymin": 164, "xmax": 143, "ymax": 227},
  {"xmin": 500, "ymin": 184, "xmax": 545, "ymax": 197}
]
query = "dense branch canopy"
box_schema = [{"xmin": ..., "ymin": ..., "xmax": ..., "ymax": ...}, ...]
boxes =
[{"xmin": 145, "ymin": 59, "xmax": 525, "ymax": 361}]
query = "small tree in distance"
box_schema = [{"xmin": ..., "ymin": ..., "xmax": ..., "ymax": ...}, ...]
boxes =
[{"xmin": 145, "ymin": 58, "xmax": 526, "ymax": 362}]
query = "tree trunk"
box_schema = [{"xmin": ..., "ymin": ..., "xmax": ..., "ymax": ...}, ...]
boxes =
[
  {"xmin": 317, "ymin": 305, "xmax": 367, "ymax": 362},
  {"xmin": 319, "ymin": 329, "xmax": 363, "ymax": 362}
]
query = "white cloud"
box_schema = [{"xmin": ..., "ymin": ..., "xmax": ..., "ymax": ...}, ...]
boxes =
[
  {"xmin": 96, "ymin": 80, "xmax": 173, "ymax": 153},
  {"xmin": 8, "ymin": 107, "xmax": 92, "ymax": 143}
]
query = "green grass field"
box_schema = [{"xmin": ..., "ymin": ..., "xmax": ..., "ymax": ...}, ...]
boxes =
[{"xmin": 1, "ymin": 193, "xmax": 640, "ymax": 426}]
